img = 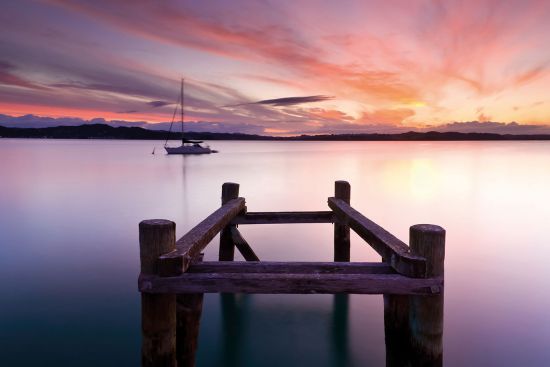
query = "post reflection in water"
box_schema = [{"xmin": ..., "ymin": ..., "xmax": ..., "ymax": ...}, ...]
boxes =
[
  {"xmin": 2, "ymin": 140, "xmax": 550, "ymax": 367},
  {"xmin": 331, "ymin": 294, "xmax": 350, "ymax": 367},
  {"xmin": 220, "ymin": 294, "xmax": 249, "ymax": 367},
  {"xmin": 384, "ymin": 294, "xmax": 411, "ymax": 366},
  {"xmin": 218, "ymin": 292, "xmax": 443, "ymax": 367},
  {"xmin": 169, "ymin": 150, "xmax": 445, "ymax": 366}
]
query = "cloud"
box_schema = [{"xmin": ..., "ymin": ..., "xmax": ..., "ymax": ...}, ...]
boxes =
[
  {"xmin": 229, "ymin": 95, "xmax": 333, "ymax": 107},
  {"xmin": 50, "ymin": 80, "xmax": 173, "ymax": 100},
  {"xmin": 0, "ymin": 113, "xmax": 267, "ymax": 134},
  {"xmin": 428, "ymin": 121, "xmax": 550, "ymax": 135},
  {"xmin": 359, "ymin": 108, "xmax": 416, "ymax": 125},
  {"xmin": 305, "ymin": 108, "xmax": 354, "ymax": 122},
  {"xmin": 147, "ymin": 100, "xmax": 171, "ymax": 108},
  {"xmin": 477, "ymin": 113, "xmax": 492, "ymax": 122},
  {"xmin": 0, "ymin": 61, "xmax": 48, "ymax": 90},
  {"xmin": 2, "ymin": 1, "xmax": 550, "ymax": 129},
  {"xmin": 257, "ymin": 95, "xmax": 334, "ymax": 106},
  {"xmin": 514, "ymin": 64, "xmax": 549, "ymax": 86},
  {"xmin": 116, "ymin": 100, "xmax": 171, "ymax": 114},
  {"xmin": 3, "ymin": 113, "xmax": 550, "ymax": 136},
  {"xmin": 45, "ymin": 1, "xmax": 425, "ymax": 105}
]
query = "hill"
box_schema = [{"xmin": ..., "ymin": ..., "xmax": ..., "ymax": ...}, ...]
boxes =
[{"xmin": 2, "ymin": 123, "xmax": 550, "ymax": 141}]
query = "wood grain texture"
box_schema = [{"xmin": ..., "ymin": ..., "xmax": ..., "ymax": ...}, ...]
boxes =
[
  {"xmin": 158, "ymin": 198, "xmax": 246, "ymax": 276},
  {"xmin": 334, "ymin": 181, "xmax": 351, "ymax": 262},
  {"xmin": 219, "ymin": 183, "xmax": 240, "ymax": 261},
  {"xmin": 410, "ymin": 224, "xmax": 445, "ymax": 278},
  {"xmin": 230, "ymin": 227, "xmax": 260, "ymax": 261},
  {"xmin": 139, "ymin": 219, "xmax": 176, "ymax": 275},
  {"xmin": 139, "ymin": 219, "xmax": 177, "ymax": 367},
  {"xmin": 186, "ymin": 261, "xmax": 394, "ymax": 274},
  {"xmin": 409, "ymin": 224, "xmax": 446, "ymax": 367},
  {"xmin": 141, "ymin": 294, "xmax": 176, "ymax": 367},
  {"xmin": 221, "ymin": 182, "xmax": 239, "ymax": 205},
  {"xmin": 334, "ymin": 180, "xmax": 351, "ymax": 203},
  {"xmin": 231, "ymin": 211, "xmax": 334, "ymax": 224},
  {"xmin": 328, "ymin": 197, "xmax": 427, "ymax": 277},
  {"xmin": 176, "ymin": 254, "xmax": 204, "ymax": 367},
  {"xmin": 218, "ymin": 227, "xmax": 235, "ymax": 261},
  {"xmin": 139, "ymin": 272, "xmax": 442, "ymax": 295}
]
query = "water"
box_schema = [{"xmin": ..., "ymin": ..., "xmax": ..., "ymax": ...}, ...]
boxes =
[{"xmin": 1, "ymin": 139, "xmax": 550, "ymax": 366}]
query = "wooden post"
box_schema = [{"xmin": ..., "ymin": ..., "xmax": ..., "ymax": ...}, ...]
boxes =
[
  {"xmin": 334, "ymin": 181, "xmax": 351, "ymax": 262},
  {"xmin": 176, "ymin": 254, "xmax": 204, "ymax": 367},
  {"xmin": 139, "ymin": 219, "xmax": 177, "ymax": 367},
  {"xmin": 219, "ymin": 182, "xmax": 239, "ymax": 261},
  {"xmin": 408, "ymin": 224, "xmax": 445, "ymax": 367},
  {"xmin": 331, "ymin": 180, "xmax": 351, "ymax": 365}
]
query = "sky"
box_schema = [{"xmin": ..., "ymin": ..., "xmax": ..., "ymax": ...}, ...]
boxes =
[{"xmin": 1, "ymin": 0, "xmax": 550, "ymax": 135}]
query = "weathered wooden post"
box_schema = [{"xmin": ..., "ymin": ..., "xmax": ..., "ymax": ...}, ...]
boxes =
[
  {"xmin": 219, "ymin": 183, "xmax": 240, "ymax": 365},
  {"xmin": 219, "ymin": 182, "xmax": 239, "ymax": 261},
  {"xmin": 382, "ymin": 218, "xmax": 410, "ymax": 366},
  {"xmin": 176, "ymin": 255, "xmax": 204, "ymax": 367},
  {"xmin": 409, "ymin": 224, "xmax": 445, "ymax": 367},
  {"xmin": 334, "ymin": 180, "xmax": 351, "ymax": 262},
  {"xmin": 332, "ymin": 181, "xmax": 351, "ymax": 365},
  {"xmin": 139, "ymin": 219, "xmax": 177, "ymax": 367}
]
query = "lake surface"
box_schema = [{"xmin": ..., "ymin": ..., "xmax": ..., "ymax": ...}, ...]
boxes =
[{"xmin": 1, "ymin": 139, "xmax": 550, "ymax": 366}]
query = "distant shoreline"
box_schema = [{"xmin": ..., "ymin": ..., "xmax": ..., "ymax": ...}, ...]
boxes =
[{"xmin": 2, "ymin": 123, "xmax": 550, "ymax": 141}]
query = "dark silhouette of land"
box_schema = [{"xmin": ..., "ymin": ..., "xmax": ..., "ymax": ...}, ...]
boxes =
[{"xmin": 2, "ymin": 123, "xmax": 550, "ymax": 140}]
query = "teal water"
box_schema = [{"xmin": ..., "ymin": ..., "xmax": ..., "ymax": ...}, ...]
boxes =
[{"xmin": 1, "ymin": 139, "xmax": 550, "ymax": 366}]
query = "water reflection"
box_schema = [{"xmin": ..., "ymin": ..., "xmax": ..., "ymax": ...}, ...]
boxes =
[
  {"xmin": 220, "ymin": 294, "xmax": 249, "ymax": 367},
  {"xmin": 331, "ymin": 294, "xmax": 350, "ymax": 367},
  {"xmin": 3, "ymin": 140, "xmax": 550, "ymax": 366},
  {"xmin": 217, "ymin": 292, "xmax": 443, "ymax": 367}
]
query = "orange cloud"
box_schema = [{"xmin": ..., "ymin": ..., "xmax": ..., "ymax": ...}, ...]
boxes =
[
  {"xmin": 514, "ymin": 64, "xmax": 549, "ymax": 86},
  {"xmin": 3, "ymin": 0, "xmax": 550, "ymax": 129},
  {"xmin": 359, "ymin": 108, "xmax": 416, "ymax": 125},
  {"xmin": 307, "ymin": 108, "xmax": 354, "ymax": 121},
  {"xmin": 477, "ymin": 113, "xmax": 492, "ymax": 122},
  {"xmin": 0, "ymin": 102, "xmax": 168, "ymax": 122},
  {"xmin": 48, "ymin": 0, "xmax": 424, "ymax": 106}
]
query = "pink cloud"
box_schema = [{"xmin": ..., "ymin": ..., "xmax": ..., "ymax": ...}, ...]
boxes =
[
  {"xmin": 0, "ymin": 61, "xmax": 48, "ymax": 90},
  {"xmin": 2, "ymin": 0, "xmax": 550, "ymax": 128},
  {"xmin": 359, "ymin": 108, "xmax": 416, "ymax": 125}
]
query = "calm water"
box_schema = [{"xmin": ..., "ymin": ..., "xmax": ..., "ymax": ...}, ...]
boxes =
[{"xmin": 1, "ymin": 139, "xmax": 550, "ymax": 366}]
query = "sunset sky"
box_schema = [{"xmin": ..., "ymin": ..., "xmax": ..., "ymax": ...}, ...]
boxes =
[{"xmin": 1, "ymin": 0, "xmax": 550, "ymax": 134}]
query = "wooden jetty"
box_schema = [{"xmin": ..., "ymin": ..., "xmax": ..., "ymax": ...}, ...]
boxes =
[{"xmin": 138, "ymin": 181, "xmax": 445, "ymax": 367}]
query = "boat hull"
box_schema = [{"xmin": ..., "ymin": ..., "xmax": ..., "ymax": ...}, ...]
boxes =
[{"xmin": 165, "ymin": 145, "xmax": 213, "ymax": 154}]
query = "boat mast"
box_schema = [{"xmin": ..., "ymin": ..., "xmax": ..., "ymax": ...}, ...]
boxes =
[{"xmin": 181, "ymin": 78, "xmax": 189, "ymax": 145}]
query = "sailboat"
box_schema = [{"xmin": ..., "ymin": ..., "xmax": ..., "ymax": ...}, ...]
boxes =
[{"xmin": 164, "ymin": 78, "xmax": 216, "ymax": 154}]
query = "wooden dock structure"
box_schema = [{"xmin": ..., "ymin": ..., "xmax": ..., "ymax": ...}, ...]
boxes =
[{"xmin": 138, "ymin": 181, "xmax": 445, "ymax": 366}]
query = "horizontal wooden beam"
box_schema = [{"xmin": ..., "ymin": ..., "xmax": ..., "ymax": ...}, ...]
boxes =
[
  {"xmin": 139, "ymin": 272, "xmax": 442, "ymax": 295},
  {"xmin": 158, "ymin": 198, "xmax": 246, "ymax": 276},
  {"xmin": 231, "ymin": 228, "xmax": 259, "ymax": 261},
  {"xmin": 328, "ymin": 197, "xmax": 427, "ymax": 278},
  {"xmin": 231, "ymin": 211, "xmax": 334, "ymax": 225},
  {"xmin": 187, "ymin": 261, "xmax": 394, "ymax": 274}
]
